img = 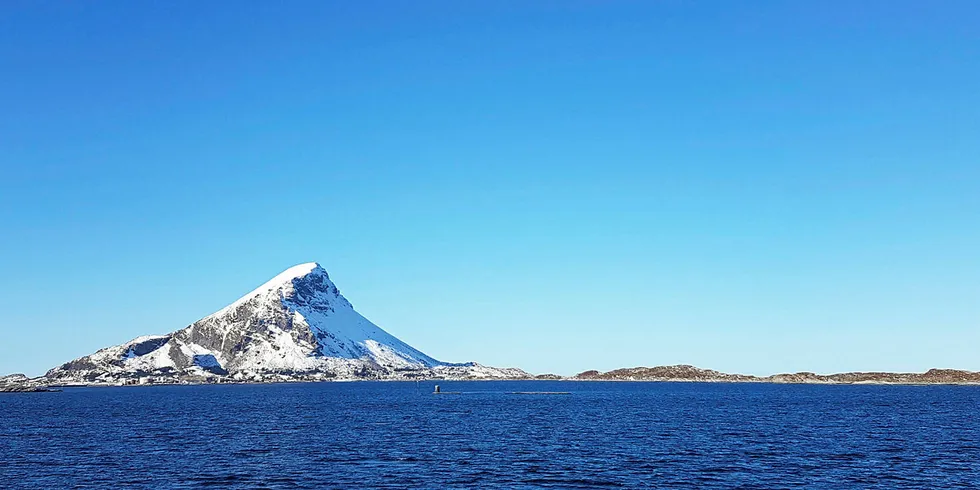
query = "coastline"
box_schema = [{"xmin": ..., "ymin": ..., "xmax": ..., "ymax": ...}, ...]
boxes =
[
  {"xmin": 11, "ymin": 364, "xmax": 980, "ymax": 390},
  {"xmin": 34, "ymin": 377, "xmax": 980, "ymax": 389}
]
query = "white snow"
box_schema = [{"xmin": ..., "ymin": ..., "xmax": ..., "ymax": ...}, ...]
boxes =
[
  {"xmin": 122, "ymin": 344, "xmax": 175, "ymax": 372},
  {"xmin": 214, "ymin": 262, "xmax": 321, "ymax": 316}
]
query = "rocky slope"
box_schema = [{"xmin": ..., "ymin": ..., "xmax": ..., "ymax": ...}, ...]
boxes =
[
  {"xmin": 575, "ymin": 365, "xmax": 980, "ymax": 384},
  {"xmin": 46, "ymin": 263, "xmax": 529, "ymax": 384}
]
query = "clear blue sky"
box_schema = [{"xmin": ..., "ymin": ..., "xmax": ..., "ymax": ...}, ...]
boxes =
[{"xmin": 1, "ymin": 1, "xmax": 978, "ymax": 377}]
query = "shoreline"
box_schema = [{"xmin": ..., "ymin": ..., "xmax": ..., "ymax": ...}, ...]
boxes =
[
  {"xmin": 15, "ymin": 364, "xmax": 980, "ymax": 390},
  {"xmin": 35, "ymin": 377, "xmax": 980, "ymax": 389}
]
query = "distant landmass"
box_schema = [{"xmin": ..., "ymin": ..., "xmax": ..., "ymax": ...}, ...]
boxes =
[
  {"xmin": 574, "ymin": 365, "xmax": 980, "ymax": 384},
  {"xmin": 3, "ymin": 263, "xmax": 978, "ymax": 390}
]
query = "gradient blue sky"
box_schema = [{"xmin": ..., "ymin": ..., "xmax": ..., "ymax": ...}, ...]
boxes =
[{"xmin": 2, "ymin": 1, "xmax": 978, "ymax": 377}]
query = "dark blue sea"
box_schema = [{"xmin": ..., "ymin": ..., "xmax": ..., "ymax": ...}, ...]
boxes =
[{"xmin": 2, "ymin": 381, "xmax": 979, "ymax": 488}]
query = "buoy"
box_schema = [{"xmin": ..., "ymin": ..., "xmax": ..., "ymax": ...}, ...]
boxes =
[{"xmin": 434, "ymin": 385, "xmax": 440, "ymax": 393}]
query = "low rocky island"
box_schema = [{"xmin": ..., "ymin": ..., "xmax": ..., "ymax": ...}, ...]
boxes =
[{"xmin": 574, "ymin": 365, "xmax": 980, "ymax": 385}]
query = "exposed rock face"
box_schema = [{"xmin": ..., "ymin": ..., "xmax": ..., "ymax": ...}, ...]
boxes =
[
  {"xmin": 45, "ymin": 263, "xmax": 529, "ymax": 384},
  {"xmin": 574, "ymin": 365, "xmax": 980, "ymax": 384}
]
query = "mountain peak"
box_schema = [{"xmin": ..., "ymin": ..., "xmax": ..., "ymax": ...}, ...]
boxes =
[
  {"xmin": 45, "ymin": 262, "xmax": 531, "ymax": 383},
  {"xmin": 215, "ymin": 262, "xmax": 327, "ymax": 314},
  {"xmin": 274, "ymin": 262, "xmax": 324, "ymax": 282}
]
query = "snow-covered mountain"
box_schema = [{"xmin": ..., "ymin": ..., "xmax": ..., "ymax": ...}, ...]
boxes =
[{"xmin": 47, "ymin": 263, "xmax": 528, "ymax": 383}]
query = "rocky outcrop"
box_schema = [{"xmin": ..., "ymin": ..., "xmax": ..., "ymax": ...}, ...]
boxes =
[
  {"xmin": 0, "ymin": 374, "xmax": 58, "ymax": 393},
  {"xmin": 0, "ymin": 373, "xmax": 30, "ymax": 384},
  {"xmin": 576, "ymin": 365, "xmax": 755, "ymax": 382},
  {"xmin": 0, "ymin": 384, "xmax": 59, "ymax": 393},
  {"xmin": 573, "ymin": 365, "xmax": 980, "ymax": 385}
]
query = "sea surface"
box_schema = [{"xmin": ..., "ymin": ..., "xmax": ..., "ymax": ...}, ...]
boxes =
[{"xmin": 1, "ymin": 381, "xmax": 978, "ymax": 488}]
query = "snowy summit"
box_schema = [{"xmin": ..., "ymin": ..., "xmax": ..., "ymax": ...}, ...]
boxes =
[{"xmin": 47, "ymin": 263, "xmax": 527, "ymax": 383}]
